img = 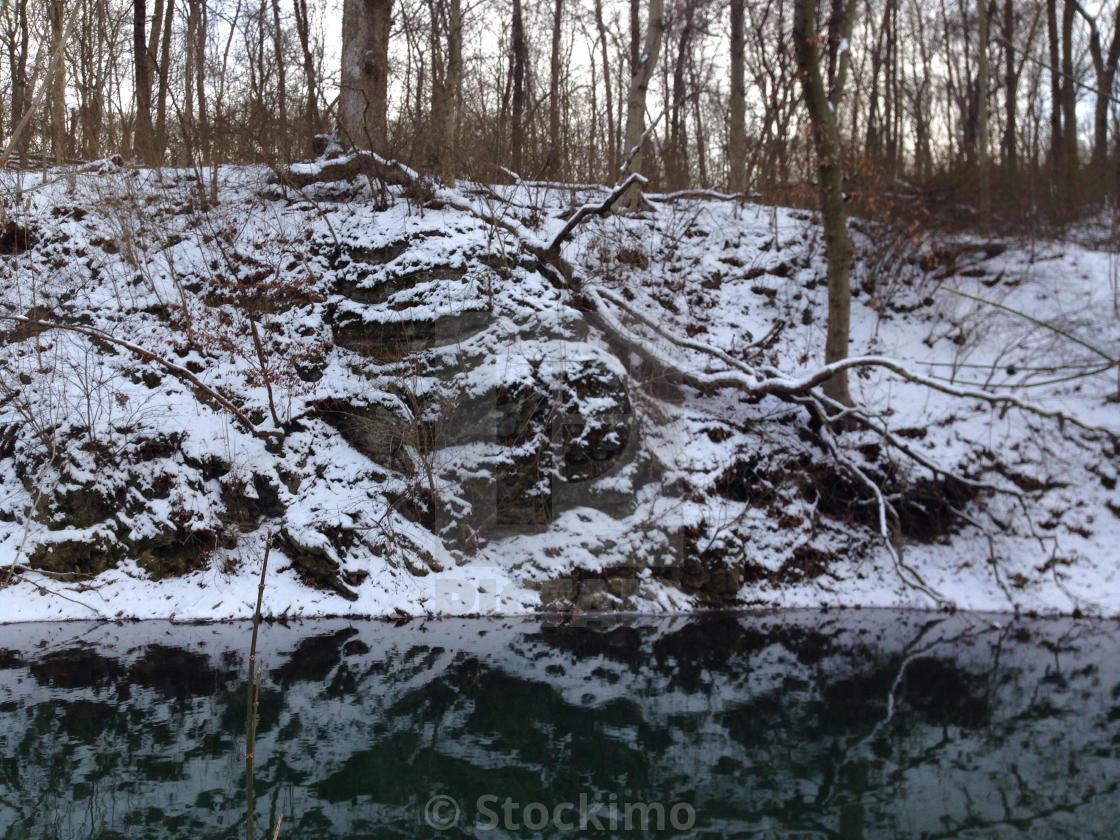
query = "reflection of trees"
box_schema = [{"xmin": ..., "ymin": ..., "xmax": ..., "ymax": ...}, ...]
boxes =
[{"xmin": 0, "ymin": 614, "xmax": 1117, "ymax": 837}]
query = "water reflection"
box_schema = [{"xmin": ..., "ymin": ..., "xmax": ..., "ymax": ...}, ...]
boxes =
[{"xmin": 0, "ymin": 611, "xmax": 1118, "ymax": 838}]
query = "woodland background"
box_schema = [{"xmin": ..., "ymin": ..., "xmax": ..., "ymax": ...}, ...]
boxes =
[{"xmin": 2, "ymin": 0, "xmax": 1118, "ymax": 223}]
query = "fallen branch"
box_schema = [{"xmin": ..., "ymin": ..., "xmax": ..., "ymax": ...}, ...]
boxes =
[
  {"xmin": 647, "ymin": 189, "xmax": 758, "ymax": 203},
  {"xmin": 546, "ymin": 173, "xmax": 648, "ymax": 252},
  {"xmin": 274, "ymin": 151, "xmax": 420, "ymax": 191},
  {"xmin": 0, "ymin": 313, "xmax": 275, "ymax": 442}
]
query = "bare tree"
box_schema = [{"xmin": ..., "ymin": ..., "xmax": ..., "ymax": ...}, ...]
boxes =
[
  {"xmin": 976, "ymin": 0, "xmax": 991, "ymax": 210},
  {"xmin": 728, "ymin": 0, "xmax": 746, "ymax": 192},
  {"xmin": 547, "ymin": 0, "xmax": 564, "ymax": 177},
  {"xmin": 510, "ymin": 0, "xmax": 528, "ymax": 172},
  {"xmin": 340, "ymin": 0, "xmax": 394, "ymax": 151},
  {"xmin": 593, "ymin": 0, "xmax": 616, "ymax": 177},
  {"xmin": 154, "ymin": 0, "xmax": 174, "ymax": 159},
  {"xmin": 270, "ymin": 0, "xmax": 289, "ymax": 157},
  {"xmin": 293, "ymin": 0, "xmax": 320, "ymax": 150},
  {"xmin": 619, "ymin": 0, "xmax": 664, "ymax": 206},
  {"xmin": 48, "ymin": 0, "xmax": 68, "ymax": 163},
  {"xmin": 1075, "ymin": 1, "xmax": 1120, "ymax": 171},
  {"xmin": 134, "ymin": 0, "xmax": 157, "ymax": 163},
  {"xmin": 794, "ymin": 0, "xmax": 856, "ymax": 407}
]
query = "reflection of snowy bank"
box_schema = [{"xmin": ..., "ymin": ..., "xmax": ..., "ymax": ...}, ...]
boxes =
[{"xmin": 0, "ymin": 611, "xmax": 1118, "ymax": 837}]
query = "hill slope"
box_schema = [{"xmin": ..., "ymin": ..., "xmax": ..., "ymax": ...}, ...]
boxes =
[{"xmin": 0, "ymin": 161, "xmax": 1116, "ymax": 620}]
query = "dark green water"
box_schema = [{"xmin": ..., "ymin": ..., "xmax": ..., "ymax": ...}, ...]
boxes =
[{"xmin": 1, "ymin": 611, "xmax": 1118, "ymax": 838}]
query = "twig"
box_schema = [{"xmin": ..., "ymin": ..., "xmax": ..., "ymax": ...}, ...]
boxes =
[{"xmin": 0, "ymin": 313, "xmax": 275, "ymax": 442}]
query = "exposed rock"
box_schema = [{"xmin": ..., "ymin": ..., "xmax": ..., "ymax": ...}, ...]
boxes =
[
  {"xmin": 274, "ymin": 528, "xmax": 358, "ymax": 601},
  {"xmin": 43, "ymin": 483, "xmax": 120, "ymax": 531},
  {"xmin": 29, "ymin": 534, "xmax": 123, "ymax": 576},
  {"xmin": 538, "ymin": 571, "xmax": 641, "ymax": 612},
  {"xmin": 0, "ymin": 221, "xmax": 36, "ymax": 255},
  {"xmin": 336, "ymin": 265, "xmax": 465, "ymax": 305},
  {"xmin": 425, "ymin": 377, "xmax": 548, "ymax": 448},
  {"xmin": 314, "ymin": 398, "xmax": 415, "ymax": 472},
  {"xmin": 135, "ymin": 524, "xmax": 227, "ymax": 579},
  {"xmin": 219, "ymin": 473, "xmax": 285, "ymax": 531},
  {"xmin": 332, "ymin": 307, "xmax": 491, "ymax": 362}
]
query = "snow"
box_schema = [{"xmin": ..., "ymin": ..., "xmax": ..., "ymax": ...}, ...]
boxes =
[{"xmin": 0, "ymin": 164, "xmax": 1117, "ymax": 622}]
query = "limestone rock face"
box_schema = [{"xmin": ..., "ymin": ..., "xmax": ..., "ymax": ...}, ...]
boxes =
[{"xmin": 328, "ymin": 243, "xmax": 641, "ymax": 551}]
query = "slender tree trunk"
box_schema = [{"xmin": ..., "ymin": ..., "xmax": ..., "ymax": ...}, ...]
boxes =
[
  {"xmin": 690, "ymin": 57, "xmax": 707, "ymax": 185},
  {"xmin": 866, "ymin": 7, "xmax": 889, "ymax": 161},
  {"xmin": 339, "ymin": 0, "xmax": 394, "ymax": 151},
  {"xmin": 293, "ymin": 0, "xmax": 320, "ymax": 148},
  {"xmin": 547, "ymin": 0, "xmax": 563, "ymax": 177},
  {"xmin": 156, "ymin": 0, "xmax": 174, "ymax": 159},
  {"xmin": 270, "ymin": 0, "xmax": 288, "ymax": 157},
  {"xmin": 976, "ymin": 0, "xmax": 991, "ymax": 212},
  {"xmin": 194, "ymin": 0, "xmax": 210, "ymax": 166},
  {"xmin": 728, "ymin": 0, "xmax": 746, "ymax": 192},
  {"xmin": 134, "ymin": 0, "xmax": 156, "ymax": 163},
  {"xmin": 619, "ymin": 0, "xmax": 664, "ymax": 206},
  {"xmin": 511, "ymin": 0, "xmax": 527, "ymax": 172},
  {"xmin": 1060, "ymin": 0, "xmax": 1077, "ymax": 181},
  {"xmin": 184, "ymin": 0, "xmax": 196, "ymax": 165},
  {"xmin": 1076, "ymin": 3, "xmax": 1120, "ymax": 171},
  {"xmin": 1047, "ymin": 0, "xmax": 1062, "ymax": 177},
  {"xmin": 667, "ymin": 11, "xmax": 693, "ymax": 190},
  {"xmin": 630, "ymin": 0, "xmax": 640, "ymax": 74},
  {"xmin": 594, "ymin": 0, "xmax": 616, "ymax": 179},
  {"xmin": 10, "ymin": 0, "xmax": 30, "ymax": 160},
  {"xmin": 441, "ymin": 0, "xmax": 461, "ymax": 183},
  {"xmin": 1002, "ymin": 0, "xmax": 1017, "ymax": 170},
  {"xmin": 48, "ymin": 0, "xmax": 68, "ymax": 163},
  {"xmin": 794, "ymin": 0, "xmax": 855, "ymax": 407}
]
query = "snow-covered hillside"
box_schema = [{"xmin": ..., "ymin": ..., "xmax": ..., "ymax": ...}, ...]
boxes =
[{"xmin": 0, "ymin": 160, "xmax": 1116, "ymax": 621}]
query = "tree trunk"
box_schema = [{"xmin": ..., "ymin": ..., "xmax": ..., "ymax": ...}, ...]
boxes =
[
  {"xmin": 619, "ymin": 0, "xmax": 664, "ymax": 205},
  {"xmin": 511, "ymin": 0, "xmax": 527, "ymax": 172},
  {"xmin": 270, "ymin": 0, "xmax": 288, "ymax": 157},
  {"xmin": 667, "ymin": 10, "xmax": 694, "ymax": 190},
  {"xmin": 155, "ymin": 0, "xmax": 174, "ymax": 159},
  {"xmin": 1046, "ymin": 0, "xmax": 1062, "ymax": 180},
  {"xmin": 594, "ymin": 0, "xmax": 616, "ymax": 179},
  {"xmin": 1002, "ymin": 0, "xmax": 1017, "ymax": 170},
  {"xmin": 339, "ymin": 0, "xmax": 393, "ymax": 151},
  {"xmin": 794, "ymin": 0, "xmax": 855, "ymax": 407},
  {"xmin": 547, "ymin": 0, "xmax": 563, "ymax": 177},
  {"xmin": 184, "ymin": 0, "xmax": 195, "ymax": 165},
  {"xmin": 134, "ymin": 0, "xmax": 156, "ymax": 163},
  {"xmin": 976, "ymin": 0, "xmax": 991, "ymax": 212},
  {"xmin": 48, "ymin": 0, "xmax": 68, "ymax": 163},
  {"xmin": 630, "ymin": 0, "xmax": 641, "ymax": 74},
  {"xmin": 9, "ymin": 0, "xmax": 30, "ymax": 160},
  {"xmin": 1060, "ymin": 0, "xmax": 1077, "ymax": 179},
  {"xmin": 728, "ymin": 0, "xmax": 746, "ymax": 192},
  {"xmin": 441, "ymin": 0, "xmax": 462, "ymax": 184},
  {"xmin": 1076, "ymin": 2, "xmax": 1120, "ymax": 170},
  {"xmin": 194, "ymin": 0, "xmax": 210, "ymax": 166},
  {"xmin": 293, "ymin": 0, "xmax": 320, "ymax": 149},
  {"xmin": 690, "ymin": 56, "xmax": 707, "ymax": 185}
]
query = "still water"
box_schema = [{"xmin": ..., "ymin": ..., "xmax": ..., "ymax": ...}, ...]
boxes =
[{"xmin": 0, "ymin": 610, "xmax": 1118, "ymax": 838}]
